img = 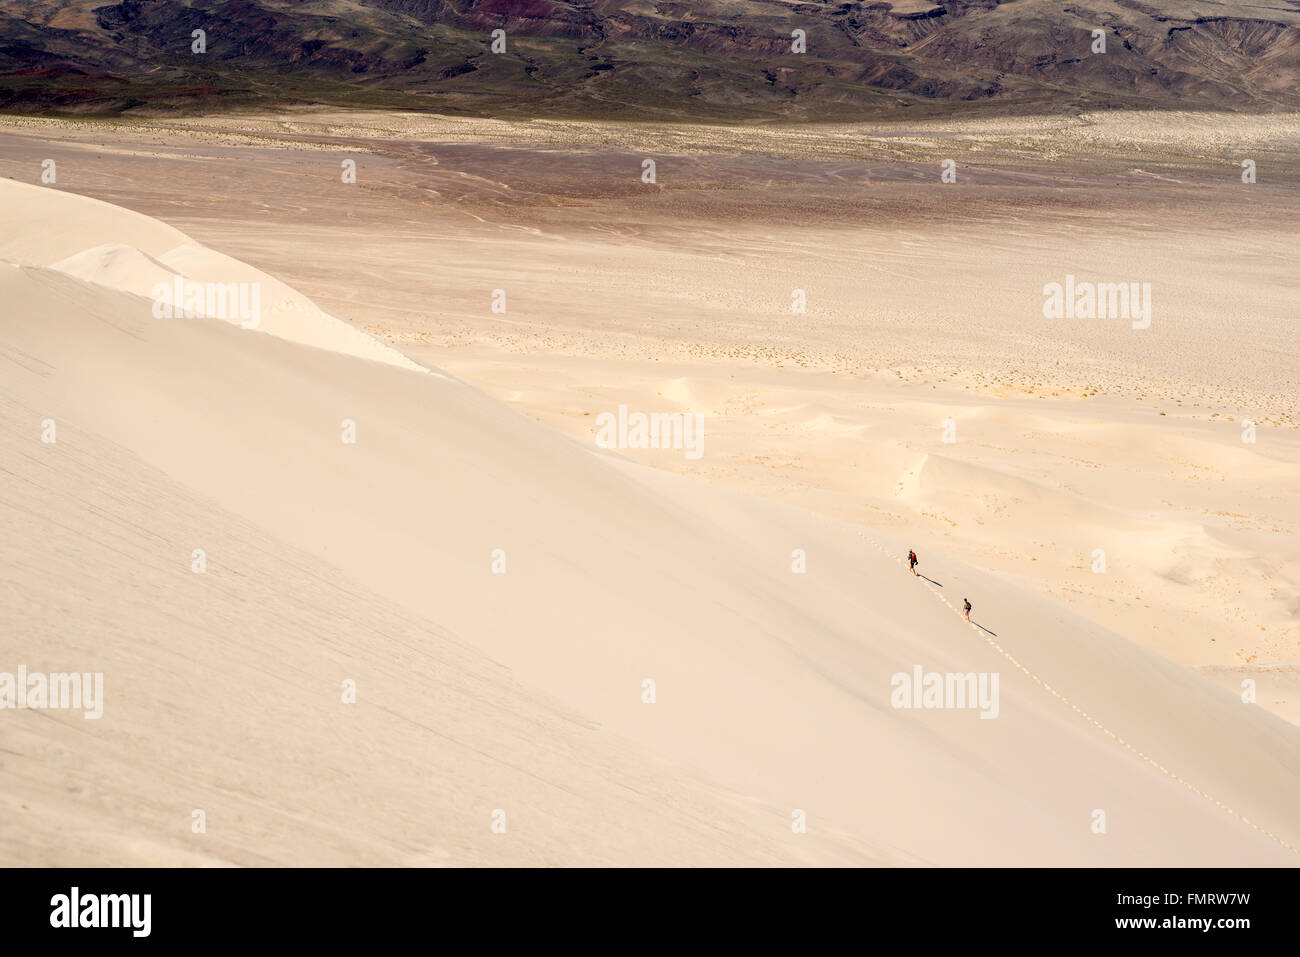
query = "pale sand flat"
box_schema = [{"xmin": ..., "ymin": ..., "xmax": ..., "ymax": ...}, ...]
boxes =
[{"xmin": 2, "ymin": 178, "xmax": 1298, "ymax": 864}]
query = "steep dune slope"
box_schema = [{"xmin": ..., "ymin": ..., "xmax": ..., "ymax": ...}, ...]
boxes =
[
  {"xmin": 0, "ymin": 316, "xmax": 845, "ymax": 866},
  {"xmin": 2, "ymin": 181, "xmax": 1298, "ymax": 865}
]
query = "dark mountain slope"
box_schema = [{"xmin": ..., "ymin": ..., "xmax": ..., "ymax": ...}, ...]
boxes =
[{"xmin": 2, "ymin": 0, "xmax": 1298, "ymax": 116}]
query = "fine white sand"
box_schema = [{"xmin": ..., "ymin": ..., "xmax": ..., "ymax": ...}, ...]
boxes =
[
  {"xmin": 6, "ymin": 109, "xmax": 1290, "ymax": 684},
  {"xmin": 2, "ymin": 176, "xmax": 1298, "ymax": 865}
]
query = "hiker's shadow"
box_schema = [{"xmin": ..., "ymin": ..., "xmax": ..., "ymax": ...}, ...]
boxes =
[
  {"xmin": 918, "ymin": 574, "xmax": 943, "ymax": 587},
  {"xmin": 971, "ymin": 621, "xmax": 997, "ymax": 637}
]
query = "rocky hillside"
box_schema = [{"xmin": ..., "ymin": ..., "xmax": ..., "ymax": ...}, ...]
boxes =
[{"xmin": 2, "ymin": 0, "xmax": 1299, "ymax": 117}]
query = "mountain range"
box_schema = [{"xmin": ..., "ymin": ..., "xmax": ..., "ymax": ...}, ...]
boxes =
[{"xmin": 3, "ymin": 0, "xmax": 1300, "ymax": 117}]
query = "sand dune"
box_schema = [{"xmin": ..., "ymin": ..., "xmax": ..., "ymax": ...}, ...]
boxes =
[
  {"xmin": 3, "ymin": 181, "xmax": 423, "ymax": 374},
  {"xmin": 2, "ymin": 180, "xmax": 1298, "ymax": 865},
  {"xmin": 51, "ymin": 243, "xmax": 179, "ymax": 293},
  {"xmin": 11, "ymin": 106, "xmax": 1278, "ymax": 684}
]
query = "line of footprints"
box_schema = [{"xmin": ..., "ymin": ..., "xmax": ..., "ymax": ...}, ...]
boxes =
[{"xmin": 855, "ymin": 530, "xmax": 1297, "ymax": 856}]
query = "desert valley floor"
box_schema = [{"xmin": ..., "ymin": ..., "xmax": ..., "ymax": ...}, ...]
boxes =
[{"xmin": 1, "ymin": 109, "xmax": 1298, "ymax": 865}]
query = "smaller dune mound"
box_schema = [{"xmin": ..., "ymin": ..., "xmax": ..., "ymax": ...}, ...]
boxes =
[
  {"xmin": 155, "ymin": 243, "xmax": 427, "ymax": 373},
  {"xmin": 900, "ymin": 451, "xmax": 1149, "ymax": 532},
  {"xmin": 2, "ymin": 179, "xmax": 426, "ymax": 375},
  {"xmin": 51, "ymin": 243, "xmax": 178, "ymax": 295},
  {"xmin": 657, "ymin": 376, "xmax": 735, "ymax": 411}
]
